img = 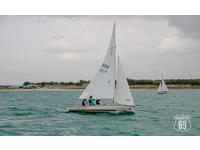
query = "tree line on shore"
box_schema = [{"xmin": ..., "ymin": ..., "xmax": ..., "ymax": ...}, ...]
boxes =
[
  {"xmin": 127, "ymin": 79, "xmax": 200, "ymax": 86},
  {"xmin": 23, "ymin": 79, "xmax": 200, "ymax": 86},
  {"xmin": 23, "ymin": 80, "xmax": 90, "ymax": 87}
]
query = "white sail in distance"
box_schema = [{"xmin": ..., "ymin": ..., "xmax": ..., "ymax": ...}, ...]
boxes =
[
  {"xmin": 158, "ymin": 74, "xmax": 168, "ymax": 93},
  {"xmin": 79, "ymin": 24, "xmax": 116, "ymax": 99},
  {"xmin": 158, "ymin": 82, "xmax": 162, "ymax": 93},
  {"xmin": 114, "ymin": 56, "xmax": 134, "ymax": 106},
  {"xmin": 161, "ymin": 79, "xmax": 168, "ymax": 91}
]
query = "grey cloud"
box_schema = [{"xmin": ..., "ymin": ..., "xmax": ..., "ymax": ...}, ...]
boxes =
[
  {"xmin": 165, "ymin": 15, "xmax": 200, "ymax": 38},
  {"xmin": 0, "ymin": 15, "xmax": 200, "ymax": 85},
  {"xmin": 52, "ymin": 35, "xmax": 65, "ymax": 40},
  {"xmin": 45, "ymin": 47, "xmax": 93, "ymax": 54}
]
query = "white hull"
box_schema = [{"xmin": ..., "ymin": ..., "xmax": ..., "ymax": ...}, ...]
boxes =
[
  {"xmin": 158, "ymin": 91, "xmax": 168, "ymax": 94},
  {"xmin": 67, "ymin": 104, "xmax": 136, "ymax": 113}
]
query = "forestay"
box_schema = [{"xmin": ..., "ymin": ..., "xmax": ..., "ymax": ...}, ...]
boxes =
[
  {"xmin": 79, "ymin": 24, "xmax": 116, "ymax": 99},
  {"xmin": 114, "ymin": 56, "xmax": 134, "ymax": 106}
]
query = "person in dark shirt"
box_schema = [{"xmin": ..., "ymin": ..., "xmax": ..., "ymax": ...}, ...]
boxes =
[
  {"xmin": 82, "ymin": 99, "xmax": 88, "ymax": 106},
  {"xmin": 96, "ymin": 99, "xmax": 101, "ymax": 105}
]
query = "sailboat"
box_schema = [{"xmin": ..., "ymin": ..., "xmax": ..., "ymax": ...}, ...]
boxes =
[
  {"xmin": 158, "ymin": 74, "xmax": 168, "ymax": 94},
  {"xmin": 67, "ymin": 23, "xmax": 136, "ymax": 113}
]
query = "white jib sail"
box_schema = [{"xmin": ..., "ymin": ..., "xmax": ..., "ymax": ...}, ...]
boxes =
[
  {"xmin": 114, "ymin": 56, "xmax": 134, "ymax": 106},
  {"xmin": 162, "ymin": 79, "xmax": 168, "ymax": 92},
  {"xmin": 79, "ymin": 24, "xmax": 116, "ymax": 99}
]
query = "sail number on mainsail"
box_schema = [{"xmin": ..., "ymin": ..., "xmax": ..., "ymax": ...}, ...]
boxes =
[{"xmin": 100, "ymin": 63, "xmax": 110, "ymax": 74}]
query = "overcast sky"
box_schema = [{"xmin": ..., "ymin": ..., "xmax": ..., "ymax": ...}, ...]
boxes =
[{"xmin": 0, "ymin": 16, "xmax": 200, "ymax": 85}]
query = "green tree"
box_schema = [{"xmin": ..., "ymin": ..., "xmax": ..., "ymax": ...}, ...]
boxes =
[{"xmin": 23, "ymin": 81, "xmax": 30, "ymax": 86}]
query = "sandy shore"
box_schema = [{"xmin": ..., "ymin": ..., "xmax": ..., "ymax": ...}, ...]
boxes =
[{"xmin": 0, "ymin": 84, "xmax": 200, "ymax": 91}]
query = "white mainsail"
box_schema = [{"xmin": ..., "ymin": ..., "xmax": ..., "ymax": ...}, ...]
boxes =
[
  {"xmin": 79, "ymin": 24, "xmax": 116, "ymax": 99},
  {"xmin": 79, "ymin": 23, "xmax": 134, "ymax": 106},
  {"xmin": 158, "ymin": 74, "xmax": 168, "ymax": 93},
  {"xmin": 114, "ymin": 56, "xmax": 134, "ymax": 106}
]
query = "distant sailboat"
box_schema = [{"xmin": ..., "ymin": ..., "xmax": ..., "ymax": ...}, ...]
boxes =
[
  {"xmin": 158, "ymin": 74, "xmax": 168, "ymax": 94},
  {"xmin": 67, "ymin": 23, "xmax": 136, "ymax": 113}
]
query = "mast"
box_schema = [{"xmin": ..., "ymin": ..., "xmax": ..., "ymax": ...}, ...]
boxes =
[
  {"xmin": 161, "ymin": 73, "xmax": 163, "ymax": 91},
  {"xmin": 113, "ymin": 22, "xmax": 116, "ymax": 104}
]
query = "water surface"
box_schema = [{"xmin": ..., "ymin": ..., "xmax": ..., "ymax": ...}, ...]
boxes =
[{"xmin": 0, "ymin": 90, "xmax": 199, "ymax": 135}]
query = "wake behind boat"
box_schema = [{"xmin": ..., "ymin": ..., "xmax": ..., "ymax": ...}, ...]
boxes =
[{"xmin": 67, "ymin": 23, "xmax": 136, "ymax": 113}]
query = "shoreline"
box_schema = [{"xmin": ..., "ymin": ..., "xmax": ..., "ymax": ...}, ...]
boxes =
[
  {"xmin": 0, "ymin": 89, "xmax": 200, "ymax": 92},
  {"xmin": 1, "ymin": 84, "xmax": 200, "ymax": 91},
  {"xmin": 1, "ymin": 86, "xmax": 200, "ymax": 91}
]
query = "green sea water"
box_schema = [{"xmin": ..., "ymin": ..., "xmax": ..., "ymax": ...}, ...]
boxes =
[{"xmin": 0, "ymin": 90, "xmax": 199, "ymax": 136}]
